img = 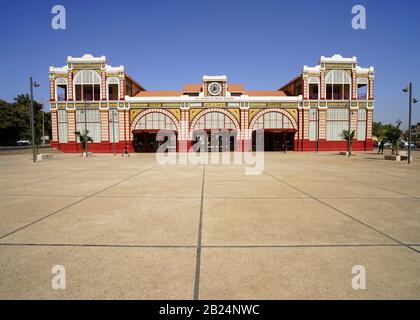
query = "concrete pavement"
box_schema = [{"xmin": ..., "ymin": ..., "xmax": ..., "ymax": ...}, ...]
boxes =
[{"xmin": 0, "ymin": 151, "xmax": 419, "ymax": 299}]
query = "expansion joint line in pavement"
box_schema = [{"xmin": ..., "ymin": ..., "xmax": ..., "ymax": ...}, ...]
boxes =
[
  {"xmin": 0, "ymin": 165, "xmax": 159, "ymax": 241},
  {"xmin": 0, "ymin": 243, "xmax": 419, "ymax": 249},
  {"xmin": 279, "ymin": 161, "xmax": 414, "ymax": 199},
  {"xmin": 263, "ymin": 171, "xmax": 420, "ymax": 254},
  {"xmin": 193, "ymin": 164, "xmax": 206, "ymax": 300},
  {"xmin": 0, "ymin": 164, "xmax": 111, "ymax": 192}
]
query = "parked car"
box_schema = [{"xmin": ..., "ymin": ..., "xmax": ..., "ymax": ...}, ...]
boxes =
[
  {"xmin": 383, "ymin": 142, "xmax": 392, "ymax": 149},
  {"xmin": 401, "ymin": 141, "xmax": 416, "ymax": 149},
  {"xmin": 16, "ymin": 139, "xmax": 30, "ymax": 146}
]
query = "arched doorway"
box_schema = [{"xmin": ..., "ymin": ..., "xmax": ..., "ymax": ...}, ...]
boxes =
[
  {"xmin": 250, "ymin": 109, "xmax": 297, "ymax": 151},
  {"xmin": 190, "ymin": 109, "xmax": 240, "ymax": 152},
  {"xmin": 73, "ymin": 70, "xmax": 101, "ymax": 101},
  {"xmin": 131, "ymin": 110, "xmax": 179, "ymax": 152}
]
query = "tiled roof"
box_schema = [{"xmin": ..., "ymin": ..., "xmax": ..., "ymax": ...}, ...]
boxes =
[
  {"xmin": 227, "ymin": 84, "xmax": 244, "ymax": 92},
  {"xmin": 125, "ymin": 74, "xmax": 146, "ymax": 91},
  {"xmin": 183, "ymin": 84, "xmax": 202, "ymax": 92},
  {"xmin": 134, "ymin": 90, "xmax": 182, "ymax": 97},
  {"xmin": 245, "ymin": 90, "xmax": 287, "ymax": 96},
  {"xmin": 278, "ymin": 74, "xmax": 302, "ymax": 91}
]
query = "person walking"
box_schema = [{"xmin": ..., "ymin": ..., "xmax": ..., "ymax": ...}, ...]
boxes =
[
  {"xmin": 282, "ymin": 140, "xmax": 287, "ymax": 154},
  {"xmin": 378, "ymin": 140, "xmax": 385, "ymax": 154},
  {"xmin": 122, "ymin": 144, "xmax": 130, "ymax": 157}
]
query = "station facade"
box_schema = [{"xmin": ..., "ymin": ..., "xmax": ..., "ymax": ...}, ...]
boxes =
[{"xmin": 49, "ymin": 54, "xmax": 374, "ymax": 152}]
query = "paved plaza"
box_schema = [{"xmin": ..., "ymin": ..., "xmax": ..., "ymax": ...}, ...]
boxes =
[{"xmin": 0, "ymin": 150, "xmax": 419, "ymax": 299}]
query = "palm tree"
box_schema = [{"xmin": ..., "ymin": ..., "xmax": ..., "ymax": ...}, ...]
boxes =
[
  {"xmin": 384, "ymin": 121, "xmax": 403, "ymax": 156},
  {"xmin": 75, "ymin": 130, "xmax": 93, "ymax": 155},
  {"xmin": 341, "ymin": 129, "xmax": 355, "ymax": 157}
]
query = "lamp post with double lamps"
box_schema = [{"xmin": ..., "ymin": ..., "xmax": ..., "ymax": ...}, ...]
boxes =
[{"xmin": 402, "ymin": 83, "xmax": 418, "ymax": 164}]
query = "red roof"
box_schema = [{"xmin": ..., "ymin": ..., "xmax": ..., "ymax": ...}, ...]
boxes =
[
  {"xmin": 227, "ymin": 84, "xmax": 244, "ymax": 92},
  {"xmin": 132, "ymin": 84, "xmax": 287, "ymax": 97},
  {"xmin": 134, "ymin": 90, "xmax": 182, "ymax": 97},
  {"xmin": 183, "ymin": 84, "xmax": 202, "ymax": 92},
  {"xmin": 125, "ymin": 74, "xmax": 146, "ymax": 91},
  {"xmin": 278, "ymin": 74, "xmax": 302, "ymax": 91},
  {"xmin": 245, "ymin": 90, "xmax": 287, "ymax": 96}
]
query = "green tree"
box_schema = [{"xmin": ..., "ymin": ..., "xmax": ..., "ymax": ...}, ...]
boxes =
[
  {"xmin": 43, "ymin": 112, "xmax": 52, "ymax": 142},
  {"xmin": 341, "ymin": 129, "xmax": 356, "ymax": 157},
  {"xmin": 372, "ymin": 121, "xmax": 382, "ymax": 138},
  {"xmin": 0, "ymin": 94, "xmax": 45, "ymax": 146},
  {"xmin": 372, "ymin": 121, "xmax": 387, "ymax": 142}
]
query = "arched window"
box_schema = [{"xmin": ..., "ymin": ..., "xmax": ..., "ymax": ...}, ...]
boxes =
[
  {"xmin": 73, "ymin": 70, "xmax": 101, "ymax": 101},
  {"xmin": 308, "ymin": 76, "xmax": 320, "ymax": 100},
  {"xmin": 194, "ymin": 112, "xmax": 235, "ymax": 130},
  {"xmin": 325, "ymin": 70, "xmax": 351, "ymax": 100},
  {"xmin": 253, "ymin": 112, "xmax": 293, "ymax": 130},
  {"xmin": 357, "ymin": 77, "xmax": 369, "ymax": 100},
  {"xmin": 135, "ymin": 112, "xmax": 177, "ymax": 131},
  {"xmin": 107, "ymin": 77, "xmax": 119, "ymax": 100},
  {"xmin": 55, "ymin": 77, "xmax": 67, "ymax": 101}
]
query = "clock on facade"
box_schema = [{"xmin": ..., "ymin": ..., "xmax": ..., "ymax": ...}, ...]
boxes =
[{"xmin": 208, "ymin": 82, "xmax": 222, "ymax": 96}]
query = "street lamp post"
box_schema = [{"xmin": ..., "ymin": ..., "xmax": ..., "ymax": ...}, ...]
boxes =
[
  {"xmin": 348, "ymin": 99, "xmax": 352, "ymax": 157},
  {"xmin": 403, "ymin": 83, "xmax": 418, "ymax": 164},
  {"xmin": 41, "ymin": 100, "xmax": 45, "ymax": 145},
  {"xmin": 29, "ymin": 77, "xmax": 39, "ymax": 163},
  {"xmin": 84, "ymin": 99, "xmax": 88, "ymax": 157},
  {"xmin": 111, "ymin": 109, "xmax": 116, "ymax": 155}
]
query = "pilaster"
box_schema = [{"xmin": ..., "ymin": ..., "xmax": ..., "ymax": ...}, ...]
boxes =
[
  {"xmin": 67, "ymin": 110, "xmax": 76, "ymax": 142},
  {"xmin": 125, "ymin": 109, "xmax": 131, "ymax": 142},
  {"xmin": 179, "ymin": 103, "xmax": 190, "ymax": 151},
  {"xmin": 240, "ymin": 103, "xmax": 250, "ymax": 151},
  {"xmin": 350, "ymin": 109, "xmax": 358, "ymax": 135},
  {"xmin": 118, "ymin": 110, "xmax": 125, "ymax": 141},
  {"xmin": 368, "ymin": 76, "xmax": 374, "ymax": 100},
  {"xmin": 100, "ymin": 110, "xmax": 109, "ymax": 142},
  {"xmin": 303, "ymin": 74, "xmax": 309, "ymax": 100},
  {"xmin": 320, "ymin": 69, "xmax": 326, "ymax": 100},
  {"xmin": 101, "ymin": 71, "xmax": 107, "ymax": 100},
  {"xmin": 51, "ymin": 110, "xmax": 58, "ymax": 142},
  {"xmin": 366, "ymin": 109, "xmax": 373, "ymax": 139},
  {"xmin": 352, "ymin": 70, "xmax": 357, "ymax": 100},
  {"xmin": 49, "ymin": 78, "xmax": 55, "ymax": 102},
  {"xmin": 119, "ymin": 75, "xmax": 125, "ymax": 101},
  {"xmin": 67, "ymin": 71, "xmax": 73, "ymax": 101},
  {"xmin": 318, "ymin": 108, "xmax": 326, "ymax": 140}
]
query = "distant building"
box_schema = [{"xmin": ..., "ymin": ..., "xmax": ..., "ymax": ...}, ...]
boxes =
[
  {"xmin": 49, "ymin": 54, "xmax": 375, "ymax": 152},
  {"xmin": 411, "ymin": 123, "xmax": 420, "ymax": 143}
]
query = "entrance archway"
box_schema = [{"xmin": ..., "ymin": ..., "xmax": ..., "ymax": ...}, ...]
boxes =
[
  {"xmin": 190, "ymin": 109, "xmax": 240, "ymax": 152},
  {"xmin": 131, "ymin": 109, "xmax": 179, "ymax": 152},
  {"xmin": 249, "ymin": 109, "xmax": 297, "ymax": 151}
]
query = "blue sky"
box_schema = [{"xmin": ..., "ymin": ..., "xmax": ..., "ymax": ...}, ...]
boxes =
[{"xmin": 0, "ymin": 0, "xmax": 419, "ymax": 128}]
